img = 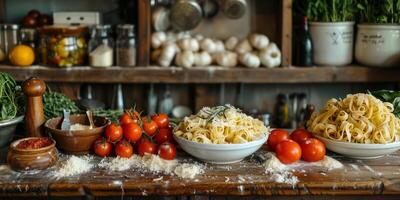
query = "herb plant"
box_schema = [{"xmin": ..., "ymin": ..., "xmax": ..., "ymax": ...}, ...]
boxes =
[
  {"xmin": 0, "ymin": 73, "xmax": 24, "ymax": 122},
  {"xmin": 356, "ymin": 0, "xmax": 400, "ymax": 23},
  {"xmin": 301, "ymin": 0, "xmax": 357, "ymax": 22},
  {"xmin": 370, "ymin": 90, "xmax": 400, "ymax": 118}
]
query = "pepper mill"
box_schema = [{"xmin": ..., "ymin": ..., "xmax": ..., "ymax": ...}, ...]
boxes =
[{"xmin": 22, "ymin": 77, "xmax": 46, "ymax": 137}]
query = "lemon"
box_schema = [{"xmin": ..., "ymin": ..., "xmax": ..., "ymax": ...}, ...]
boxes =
[{"xmin": 9, "ymin": 45, "xmax": 35, "ymax": 67}]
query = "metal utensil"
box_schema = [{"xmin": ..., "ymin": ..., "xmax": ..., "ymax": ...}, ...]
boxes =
[
  {"xmin": 111, "ymin": 84, "xmax": 124, "ymax": 110},
  {"xmin": 159, "ymin": 84, "xmax": 173, "ymax": 115},
  {"xmin": 220, "ymin": 0, "xmax": 247, "ymax": 19},
  {"xmin": 170, "ymin": 0, "xmax": 203, "ymax": 31},
  {"xmin": 61, "ymin": 109, "xmax": 71, "ymax": 131},
  {"xmin": 86, "ymin": 110, "xmax": 94, "ymax": 129}
]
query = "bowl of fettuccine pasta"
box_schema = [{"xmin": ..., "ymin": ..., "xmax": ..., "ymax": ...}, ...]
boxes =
[
  {"xmin": 173, "ymin": 105, "xmax": 269, "ymax": 164},
  {"xmin": 307, "ymin": 93, "xmax": 400, "ymax": 159}
]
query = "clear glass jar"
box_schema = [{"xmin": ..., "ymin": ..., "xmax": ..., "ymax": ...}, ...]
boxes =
[
  {"xmin": 39, "ymin": 25, "xmax": 88, "ymax": 67},
  {"xmin": 116, "ymin": 24, "xmax": 136, "ymax": 67},
  {"xmin": 2, "ymin": 24, "xmax": 20, "ymax": 62},
  {"xmin": 20, "ymin": 28, "xmax": 38, "ymax": 64},
  {"xmin": 88, "ymin": 25, "xmax": 114, "ymax": 67}
]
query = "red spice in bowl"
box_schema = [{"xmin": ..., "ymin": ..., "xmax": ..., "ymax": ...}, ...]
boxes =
[{"xmin": 16, "ymin": 138, "xmax": 53, "ymax": 149}]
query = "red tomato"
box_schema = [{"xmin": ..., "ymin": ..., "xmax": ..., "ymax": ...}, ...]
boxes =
[
  {"xmin": 158, "ymin": 142, "xmax": 177, "ymax": 160},
  {"xmin": 154, "ymin": 128, "xmax": 173, "ymax": 144},
  {"xmin": 152, "ymin": 113, "xmax": 169, "ymax": 129},
  {"xmin": 267, "ymin": 129, "xmax": 290, "ymax": 151},
  {"xmin": 122, "ymin": 123, "xmax": 142, "ymax": 142},
  {"xmin": 93, "ymin": 137, "xmax": 112, "ymax": 157},
  {"xmin": 137, "ymin": 138, "xmax": 158, "ymax": 156},
  {"xmin": 301, "ymin": 138, "xmax": 326, "ymax": 162},
  {"xmin": 275, "ymin": 139, "xmax": 302, "ymax": 164},
  {"xmin": 142, "ymin": 117, "xmax": 158, "ymax": 136},
  {"xmin": 115, "ymin": 140, "xmax": 133, "ymax": 158},
  {"xmin": 119, "ymin": 113, "xmax": 134, "ymax": 125},
  {"xmin": 105, "ymin": 123, "xmax": 123, "ymax": 142},
  {"xmin": 290, "ymin": 129, "xmax": 313, "ymax": 144}
]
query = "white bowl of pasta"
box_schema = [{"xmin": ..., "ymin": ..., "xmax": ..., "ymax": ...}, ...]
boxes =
[
  {"xmin": 174, "ymin": 134, "xmax": 267, "ymax": 164},
  {"xmin": 173, "ymin": 105, "xmax": 270, "ymax": 164},
  {"xmin": 314, "ymin": 135, "xmax": 400, "ymax": 159}
]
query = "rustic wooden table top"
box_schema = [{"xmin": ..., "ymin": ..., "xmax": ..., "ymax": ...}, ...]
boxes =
[{"xmin": 1, "ymin": 146, "xmax": 400, "ymax": 200}]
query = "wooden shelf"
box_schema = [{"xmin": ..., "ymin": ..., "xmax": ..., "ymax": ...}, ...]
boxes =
[{"xmin": 1, "ymin": 65, "xmax": 400, "ymax": 84}]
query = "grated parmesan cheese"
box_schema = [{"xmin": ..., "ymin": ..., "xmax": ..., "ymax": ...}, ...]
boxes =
[
  {"xmin": 54, "ymin": 156, "xmax": 93, "ymax": 177},
  {"xmin": 174, "ymin": 163, "xmax": 204, "ymax": 179}
]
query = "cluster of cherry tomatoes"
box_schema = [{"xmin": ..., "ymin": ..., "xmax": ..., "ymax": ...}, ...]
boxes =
[
  {"xmin": 92, "ymin": 110, "xmax": 176, "ymax": 160},
  {"xmin": 267, "ymin": 129, "xmax": 326, "ymax": 164}
]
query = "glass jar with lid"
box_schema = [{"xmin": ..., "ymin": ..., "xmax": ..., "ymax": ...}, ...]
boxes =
[
  {"xmin": 38, "ymin": 25, "xmax": 88, "ymax": 67},
  {"xmin": 116, "ymin": 24, "xmax": 136, "ymax": 67},
  {"xmin": 1, "ymin": 24, "xmax": 20, "ymax": 63},
  {"xmin": 20, "ymin": 28, "xmax": 38, "ymax": 64},
  {"xmin": 88, "ymin": 25, "xmax": 114, "ymax": 67}
]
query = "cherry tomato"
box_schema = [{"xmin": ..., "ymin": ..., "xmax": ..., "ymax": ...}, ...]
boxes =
[
  {"xmin": 290, "ymin": 129, "xmax": 313, "ymax": 144},
  {"xmin": 105, "ymin": 123, "xmax": 123, "ymax": 142},
  {"xmin": 119, "ymin": 113, "xmax": 134, "ymax": 125},
  {"xmin": 115, "ymin": 140, "xmax": 133, "ymax": 158},
  {"xmin": 158, "ymin": 142, "xmax": 177, "ymax": 160},
  {"xmin": 137, "ymin": 138, "xmax": 157, "ymax": 156},
  {"xmin": 152, "ymin": 113, "xmax": 169, "ymax": 129},
  {"xmin": 93, "ymin": 137, "xmax": 112, "ymax": 157},
  {"xmin": 267, "ymin": 129, "xmax": 289, "ymax": 151},
  {"xmin": 301, "ymin": 138, "xmax": 326, "ymax": 162},
  {"xmin": 122, "ymin": 123, "xmax": 142, "ymax": 142},
  {"xmin": 154, "ymin": 128, "xmax": 173, "ymax": 144},
  {"xmin": 275, "ymin": 139, "xmax": 302, "ymax": 164},
  {"xmin": 142, "ymin": 117, "xmax": 158, "ymax": 136}
]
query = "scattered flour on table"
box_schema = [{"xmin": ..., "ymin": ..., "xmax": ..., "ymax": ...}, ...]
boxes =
[
  {"xmin": 262, "ymin": 153, "xmax": 343, "ymax": 185},
  {"xmin": 54, "ymin": 155, "xmax": 93, "ymax": 177},
  {"xmin": 97, "ymin": 154, "xmax": 204, "ymax": 179}
]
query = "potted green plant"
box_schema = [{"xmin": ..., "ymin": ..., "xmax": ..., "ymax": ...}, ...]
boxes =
[
  {"xmin": 355, "ymin": 0, "xmax": 400, "ymax": 67},
  {"xmin": 305, "ymin": 0, "xmax": 356, "ymax": 66}
]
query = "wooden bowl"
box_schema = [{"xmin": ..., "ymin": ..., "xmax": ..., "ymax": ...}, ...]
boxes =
[
  {"xmin": 44, "ymin": 114, "xmax": 109, "ymax": 154},
  {"xmin": 7, "ymin": 137, "xmax": 58, "ymax": 171}
]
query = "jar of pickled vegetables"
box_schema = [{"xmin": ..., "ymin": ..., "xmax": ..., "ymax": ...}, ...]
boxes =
[{"xmin": 39, "ymin": 25, "xmax": 88, "ymax": 67}]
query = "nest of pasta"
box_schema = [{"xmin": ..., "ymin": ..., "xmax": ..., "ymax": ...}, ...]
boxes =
[
  {"xmin": 307, "ymin": 93, "xmax": 400, "ymax": 144},
  {"xmin": 174, "ymin": 105, "xmax": 269, "ymax": 144}
]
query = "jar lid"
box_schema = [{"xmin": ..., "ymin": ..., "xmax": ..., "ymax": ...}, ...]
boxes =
[
  {"xmin": 2, "ymin": 24, "xmax": 20, "ymax": 30},
  {"xmin": 117, "ymin": 24, "xmax": 135, "ymax": 37},
  {"xmin": 39, "ymin": 25, "xmax": 88, "ymax": 35}
]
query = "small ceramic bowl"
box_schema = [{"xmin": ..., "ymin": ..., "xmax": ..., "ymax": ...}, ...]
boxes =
[
  {"xmin": 44, "ymin": 114, "xmax": 109, "ymax": 154},
  {"xmin": 315, "ymin": 135, "xmax": 400, "ymax": 159},
  {"xmin": 7, "ymin": 137, "xmax": 58, "ymax": 171},
  {"xmin": 174, "ymin": 134, "xmax": 267, "ymax": 164}
]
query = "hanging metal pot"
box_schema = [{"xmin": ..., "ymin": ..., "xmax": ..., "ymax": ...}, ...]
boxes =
[
  {"xmin": 170, "ymin": 0, "xmax": 203, "ymax": 31},
  {"xmin": 220, "ymin": 0, "xmax": 247, "ymax": 19}
]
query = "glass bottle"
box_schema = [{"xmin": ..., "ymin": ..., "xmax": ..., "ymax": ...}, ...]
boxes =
[
  {"xmin": 116, "ymin": 24, "xmax": 137, "ymax": 67},
  {"xmin": 20, "ymin": 28, "xmax": 38, "ymax": 64},
  {"xmin": 88, "ymin": 24, "xmax": 114, "ymax": 67},
  {"xmin": 2, "ymin": 24, "xmax": 20, "ymax": 63},
  {"xmin": 274, "ymin": 93, "xmax": 290, "ymax": 128},
  {"xmin": 293, "ymin": 16, "xmax": 313, "ymax": 66}
]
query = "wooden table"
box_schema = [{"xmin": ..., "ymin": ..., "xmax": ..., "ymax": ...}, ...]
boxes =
[{"xmin": 1, "ymin": 148, "xmax": 400, "ymax": 200}]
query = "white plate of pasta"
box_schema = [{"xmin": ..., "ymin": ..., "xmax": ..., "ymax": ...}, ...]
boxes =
[
  {"xmin": 173, "ymin": 105, "xmax": 269, "ymax": 164},
  {"xmin": 307, "ymin": 93, "xmax": 400, "ymax": 159}
]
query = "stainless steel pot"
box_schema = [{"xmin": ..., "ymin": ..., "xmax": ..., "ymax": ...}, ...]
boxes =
[
  {"xmin": 220, "ymin": 0, "xmax": 247, "ymax": 19},
  {"xmin": 170, "ymin": 0, "xmax": 203, "ymax": 31}
]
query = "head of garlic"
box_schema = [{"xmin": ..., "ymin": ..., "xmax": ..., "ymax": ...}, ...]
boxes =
[
  {"xmin": 249, "ymin": 33, "xmax": 269, "ymax": 50},
  {"xmin": 239, "ymin": 52, "xmax": 260, "ymax": 68},
  {"xmin": 214, "ymin": 40, "xmax": 225, "ymax": 53},
  {"xmin": 214, "ymin": 51, "xmax": 238, "ymax": 67},
  {"xmin": 178, "ymin": 38, "xmax": 199, "ymax": 52},
  {"xmin": 175, "ymin": 50, "xmax": 195, "ymax": 68},
  {"xmin": 151, "ymin": 31, "xmax": 167, "ymax": 49},
  {"xmin": 200, "ymin": 38, "xmax": 217, "ymax": 53},
  {"xmin": 158, "ymin": 43, "xmax": 177, "ymax": 67},
  {"xmin": 259, "ymin": 43, "xmax": 281, "ymax": 68},
  {"xmin": 225, "ymin": 36, "xmax": 239, "ymax": 51},
  {"xmin": 194, "ymin": 51, "xmax": 212, "ymax": 66},
  {"xmin": 235, "ymin": 39, "xmax": 252, "ymax": 54}
]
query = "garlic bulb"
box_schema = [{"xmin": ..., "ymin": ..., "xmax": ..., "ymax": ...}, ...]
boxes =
[
  {"xmin": 194, "ymin": 51, "xmax": 212, "ymax": 66},
  {"xmin": 194, "ymin": 34, "xmax": 204, "ymax": 41},
  {"xmin": 152, "ymin": 7, "xmax": 170, "ymax": 31},
  {"xmin": 239, "ymin": 52, "xmax": 260, "ymax": 68},
  {"xmin": 214, "ymin": 40, "xmax": 225, "ymax": 53},
  {"xmin": 158, "ymin": 43, "xmax": 177, "ymax": 67},
  {"xmin": 178, "ymin": 38, "xmax": 199, "ymax": 52},
  {"xmin": 151, "ymin": 32, "xmax": 167, "ymax": 49},
  {"xmin": 166, "ymin": 31, "xmax": 177, "ymax": 42},
  {"xmin": 225, "ymin": 36, "xmax": 239, "ymax": 51},
  {"xmin": 235, "ymin": 39, "xmax": 252, "ymax": 54},
  {"xmin": 175, "ymin": 50, "xmax": 195, "ymax": 68},
  {"xmin": 259, "ymin": 43, "xmax": 281, "ymax": 68},
  {"xmin": 176, "ymin": 32, "xmax": 191, "ymax": 40},
  {"xmin": 214, "ymin": 51, "xmax": 238, "ymax": 67},
  {"xmin": 200, "ymin": 38, "xmax": 216, "ymax": 53},
  {"xmin": 249, "ymin": 34, "xmax": 269, "ymax": 50}
]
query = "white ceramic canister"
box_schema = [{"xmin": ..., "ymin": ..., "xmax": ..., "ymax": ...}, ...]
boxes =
[
  {"xmin": 355, "ymin": 24, "xmax": 400, "ymax": 67},
  {"xmin": 309, "ymin": 22, "xmax": 355, "ymax": 66}
]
